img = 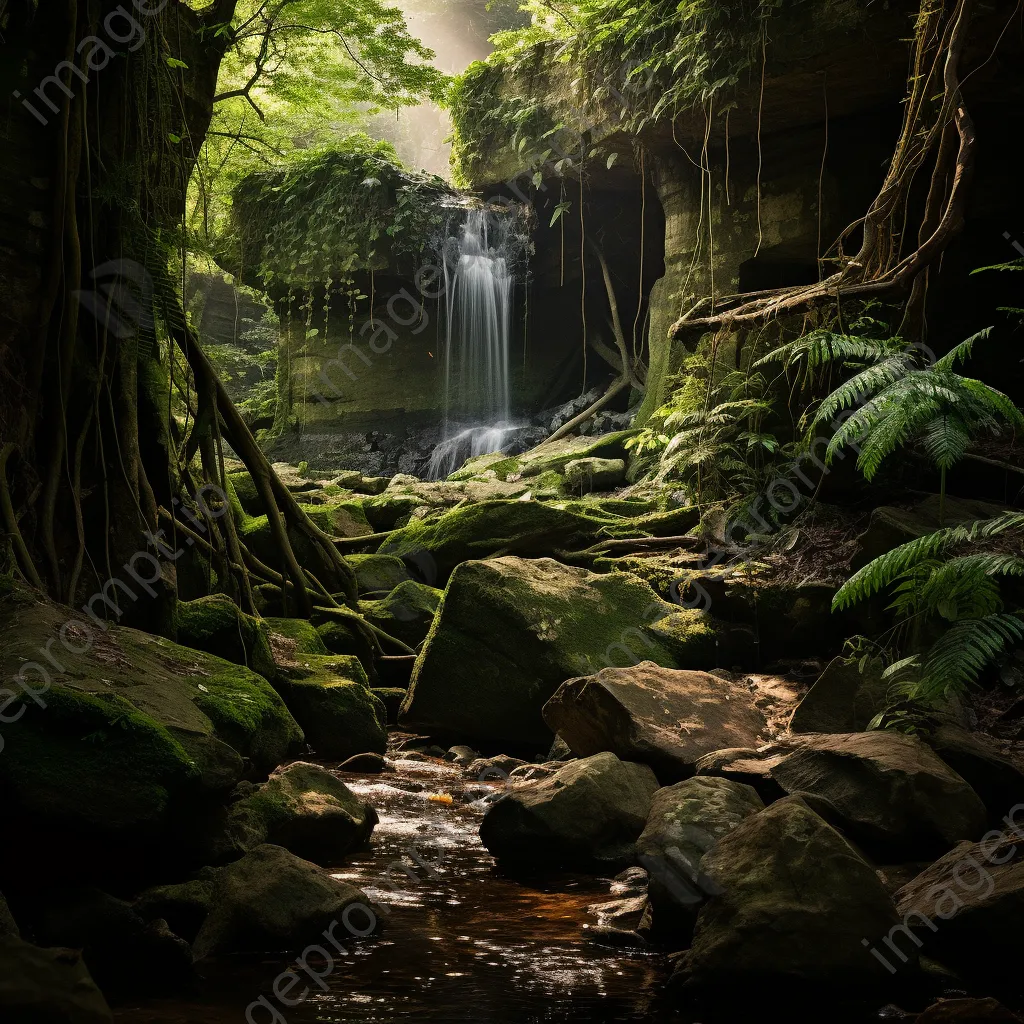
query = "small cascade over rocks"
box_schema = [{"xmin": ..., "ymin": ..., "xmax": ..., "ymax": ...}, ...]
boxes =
[{"xmin": 429, "ymin": 204, "xmax": 530, "ymax": 480}]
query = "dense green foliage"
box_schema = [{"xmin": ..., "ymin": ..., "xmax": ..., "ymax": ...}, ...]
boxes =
[{"xmin": 231, "ymin": 135, "xmax": 454, "ymax": 290}]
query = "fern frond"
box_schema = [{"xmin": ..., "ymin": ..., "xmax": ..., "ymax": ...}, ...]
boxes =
[
  {"xmin": 914, "ymin": 614, "xmax": 1024, "ymax": 702},
  {"xmin": 932, "ymin": 327, "xmax": 992, "ymax": 372},
  {"xmin": 921, "ymin": 415, "xmax": 972, "ymax": 470},
  {"xmin": 812, "ymin": 355, "xmax": 915, "ymax": 427}
]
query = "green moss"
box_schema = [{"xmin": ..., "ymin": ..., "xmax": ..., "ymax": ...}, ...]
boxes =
[
  {"xmin": 370, "ymin": 686, "xmax": 408, "ymax": 725},
  {"xmin": 644, "ymin": 608, "xmax": 720, "ymax": 668},
  {"xmin": 264, "ymin": 617, "xmax": 330, "ymax": 656},
  {"xmin": 344, "ymin": 553, "xmax": 413, "ymax": 596},
  {"xmin": 0, "ymin": 688, "xmax": 200, "ymax": 834},
  {"xmin": 361, "ymin": 493, "xmax": 429, "ymax": 532},
  {"xmin": 176, "ymin": 595, "xmax": 277, "ymax": 681},
  {"xmin": 315, "ymin": 620, "xmax": 377, "ymax": 681},
  {"xmin": 378, "ymin": 501, "xmax": 607, "ymax": 584},
  {"xmin": 227, "ymin": 470, "xmax": 263, "ymax": 517},
  {"xmin": 360, "ymin": 580, "xmax": 442, "ymax": 649},
  {"xmin": 303, "ymin": 501, "xmax": 373, "ymax": 539},
  {"xmin": 401, "ymin": 556, "xmax": 687, "ymax": 746}
]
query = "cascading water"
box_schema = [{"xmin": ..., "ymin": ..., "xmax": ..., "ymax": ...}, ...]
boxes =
[{"xmin": 428, "ymin": 205, "xmax": 528, "ymax": 479}]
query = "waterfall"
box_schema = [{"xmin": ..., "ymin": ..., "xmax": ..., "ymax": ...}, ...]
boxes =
[{"xmin": 428, "ymin": 206, "xmax": 525, "ymax": 479}]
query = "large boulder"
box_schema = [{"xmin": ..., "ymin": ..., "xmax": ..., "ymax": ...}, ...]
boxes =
[
  {"xmin": 213, "ymin": 761, "xmax": 377, "ymax": 864},
  {"xmin": 674, "ymin": 797, "xmax": 905, "ymax": 997},
  {"xmin": 343, "ymin": 553, "xmax": 414, "ymax": 596},
  {"xmin": 770, "ymin": 732, "xmax": 987, "ymax": 858},
  {"xmin": 0, "ymin": 589, "xmax": 303, "ymax": 878},
  {"xmin": 191, "ymin": 844, "xmax": 381, "ymax": 959},
  {"xmin": 360, "ymin": 580, "xmax": 442, "ymax": 649},
  {"xmin": 479, "ymin": 752, "xmax": 659, "ymax": 871},
  {"xmin": 636, "ymin": 777, "xmax": 764, "ymax": 942},
  {"xmin": 0, "ymin": 935, "xmax": 113, "ymax": 1023},
  {"xmin": 894, "ymin": 833, "xmax": 1024, "ymax": 982},
  {"xmin": 399, "ymin": 556, "xmax": 704, "ymax": 749},
  {"xmin": 543, "ymin": 663, "xmax": 769, "ymax": 782},
  {"xmin": 273, "ymin": 659, "xmax": 388, "ymax": 761},
  {"xmin": 788, "ymin": 656, "xmax": 889, "ymax": 735},
  {"xmin": 175, "ymin": 594, "xmax": 276, "ymax": 682},
  {"xmin": 378, "ymin": 501, "xmax": 604, "ymax": 584},
  {"xmin": 564, "ymin": 457, "xmax": 626, "ymax": 492}
]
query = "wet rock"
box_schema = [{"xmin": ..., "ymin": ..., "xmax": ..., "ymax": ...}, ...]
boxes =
[
  {"xmin": 543, "ymin": 663, "xmax": 769, "ymax": 782},
  {"xmin": 0, "ymin": 893, "xmax": 18, "ymax": 937},
  {"xmin": 508, "ymin": 762, "xmax": 562, "ymax": 782},
  {"xmin": 339, "ymin": 752, "xmax": 387, "ymax": 773},
  {"xmin": 894, "ymin": 833, "xmax": 1024, "ymax": 983},
  {"xmin": 0, "ymin": 935, "xmax": 113, "ymax": 1023},
  {"xmin": 480, "ymin": 752, "xmax": 659, "ymax": 871},
  {"xmin": 915, "ymin": 998, "xmax": 1021, "ymax": 1022},
  {"xmin": 673, "ymin": 796, "xmax": 905, "ymax": 998},
  {"xmin": 344, "ymin": 553, "xmax": 414, "ymax": 596},
  {"xmin": 611, "ymin": 865, "xmax": 649, "ymax": 895},
  {"xmin": 788, "ymin": 655, "xmax": 889, "ymax": 734},
  {"xmin": 360, "ymin": 580, "xmax": 442, "ymax": 648},
  {"xmin": 399, "ymin": 557, "xmax": 693, "ymax": 748},
  {"xmin": 770, "ymin": 732, "xmax": 987, "ymax": 858},
  {"xmin": 31, "ymin": 887, "xmax": 195, "ymax": 997},
  {"xmin": 564, "ymin": 457, "xmax": 626, "ymax": 492},
  {"xmin": 212, "ymin": 762, "xmax": 377, "ymax": 865},
  {"xmin": 637, "ymin": 777, "xmax": 764, "ymax": 944},
  {"xmin": 191, "ymin": 844, "xmax": 381, "ymax": 959}
]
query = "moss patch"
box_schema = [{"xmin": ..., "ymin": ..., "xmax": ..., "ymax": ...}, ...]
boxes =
[
  {"xmin": 176, "ymin": 595, "xmax": 276, "ymax": 681},
  {"xmin": 344, "ymin": 553, "xmax": 413, "ymax": 596},
  {"xmin": 360, "ymin": 580, "xmax": 442, "ymax": 649}
]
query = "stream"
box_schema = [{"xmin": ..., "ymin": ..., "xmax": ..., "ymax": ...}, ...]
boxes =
[{"xmin": 115, "ymin": 739, "xmax": 677, "ymax": 1024}]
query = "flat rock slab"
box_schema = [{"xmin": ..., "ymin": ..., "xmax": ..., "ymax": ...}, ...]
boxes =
[{"xmin": 544, "ymin": 663, "xmax": 769, "ymax": 782}]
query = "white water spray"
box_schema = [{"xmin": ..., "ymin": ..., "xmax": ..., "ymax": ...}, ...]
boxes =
[{"xmin": 429, "ymin": 207, "xmax": 524, "ymax": 479}]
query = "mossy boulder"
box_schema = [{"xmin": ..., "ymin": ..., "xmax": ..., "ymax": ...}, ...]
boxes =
[
  {"xmin": 361, "ymin": 492, "xmax": 430, "ymax": 532},
  {"xmin": 450, "ymin": 431, "xmax": 638, "ymax": 482},
  {"xmin": 564, "ymin": 457, "xmax": 626, "ymax": 492},
  {"xmin": 303, "ymin": 500, "xmax": 374, "ymax": 539},
  {"xmin": 399, "ymin": 556, "xmax": 691, "ymax": 748},
  {"xmin": 189, "ymin": 844, "xmax": 382, "ymax": 959},
  {"xmin": 175, "ymin": 595, "xmax": 276, "ymax": 681},
  {"xmin": 272, "ymin": 650, "xmax": 387, "ymax": 760},
  {"xmin": 265, "ymin": 616, "xmax": 330, "ymax": 656},
  {"xmin": 0, "ymin": 592, "xmax": 304, "ymax": 868},
  {"xmin": 360, "ymin": 581, "xmax": 442, "ymax": 649},
  {"xmin": 378, "ymin": 501, "xmax": 605, "ymax": 585},
  {"xmin": 344, "ymin": 553, "xmax": 414, "ymax": 596},
  {"xmin": 315, "ymin": 619, "xmax": 377, "ymax": 682},
  {"xmin": 213, "ymin": 761, "xmax": 377, "ymax": 864}
]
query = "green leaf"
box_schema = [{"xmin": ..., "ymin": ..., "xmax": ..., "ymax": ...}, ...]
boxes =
[{"xmin": 165, "ymin": 57, "xmax": 189, "ymax": 69}]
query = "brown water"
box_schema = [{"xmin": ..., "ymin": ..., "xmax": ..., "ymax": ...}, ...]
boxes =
[{"xmin": 115, "ymin": 749, "xmax": 679, "ymax": 1024}]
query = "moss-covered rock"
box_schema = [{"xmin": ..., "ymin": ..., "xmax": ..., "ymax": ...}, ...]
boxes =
[
  {"xmin": 265, "ymin": 616, "xmax": 330, "ymax": 656},
  {"xmin": 360, "ymin": 581, "xmax": 442, "ymax": 649},
  {"xmin": 226, "ymin": 469, "xmax": 262, "ymax": 516},
  {"xmin": 315, "ymin": 619, "xmax": 377, "ymax": 682},
  {"xmin": 303, "ymin": 500, "xmax": 374, "ymax": 539},
  {"xmin": 213, "ymin": 761, "xmax": 377, "ymax": 864},
  {"xmin": 370, "ymin": 686, "xmax": 408, "ymax": 725},
  {"xmin": 175, "ymin": 595, "xmax": 276, "ymax": 681},
  {"xmin": 273, "ymin": 651, "xmax": 387, "ymax": 760},
  {"xmin": 399, "ymin": 556, "xmax": 690, "ymax": 748},
  {"xmin": 344, "ymin": 553, "xmax": 414, "ymax": 596},
  {"xmin": 379, "ymin": 501, "xmax": 606, "ymax": 585},
  {"xmin": 0, "ymin": 592, "xmax": 304, "ymax": 865},
  {"xmin": 450, "ymin": 431, "xmax": 638, "ymax": 482},
  {"xmin": 564, "ymin": 457, "xmax": 627, "ymax": 492}
]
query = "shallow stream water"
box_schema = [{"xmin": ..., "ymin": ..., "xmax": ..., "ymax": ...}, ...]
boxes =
[{"xmin": 116, "ymin": 746, "xmax": 679, "ymax": 1024}]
